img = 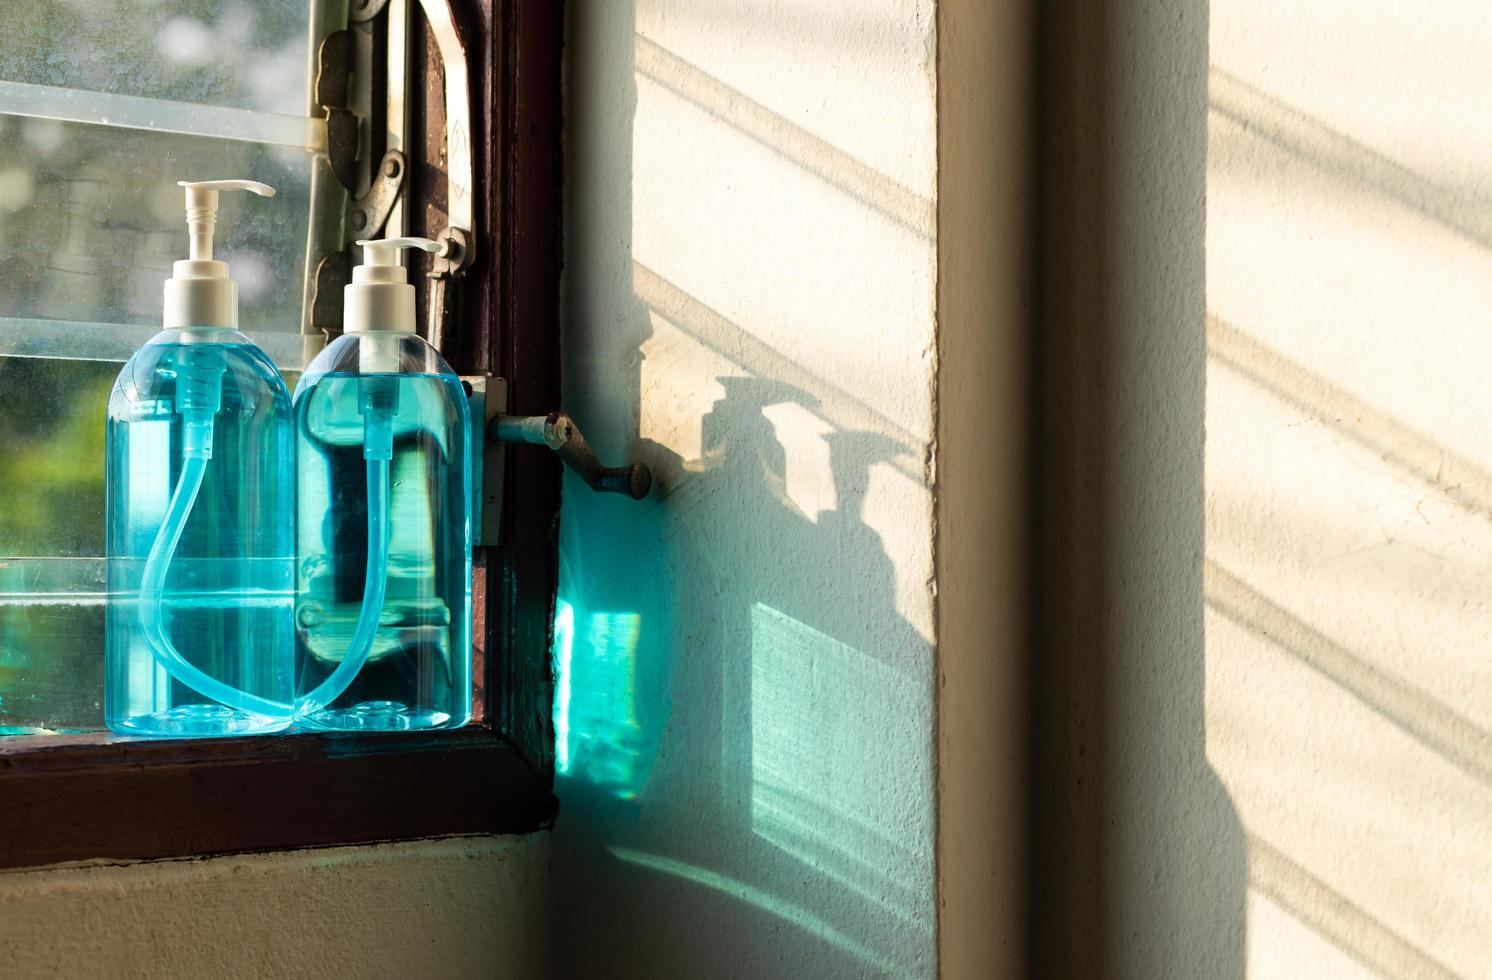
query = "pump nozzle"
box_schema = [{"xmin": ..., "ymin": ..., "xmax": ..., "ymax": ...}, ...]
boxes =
[
  {"xmin": 166, "ymin": 179, "xmax": 276, "ymax": 330},
  {"xmin": 358, "ymin": 236, "xmax": 445, "ymax": 269},
  {"xmin": 178, "ymin": 179, "xmax": 276, "ymax": 261},
  {"xmin": 345, "ymin": 237, "xmax": 444, "ymax": 335}
]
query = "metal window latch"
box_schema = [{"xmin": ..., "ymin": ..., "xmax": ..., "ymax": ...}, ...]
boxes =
[
  {"xmin": 312, "ymin": 23, "xmax": 408, "ymax": 229},
  {"xmin": 465, "ymin": 379, "xmax": 652, "ymax": 547},
  {"xmin": 415, "ymin": 0, "xmax": 475, "ymax": 355},
  {"xmin": 313, "ymin": 27, "xmax": 360, "ymax": 191},
  {"xmin": 418, "ymin": 0, "xmax": 472, "ymax": 254},
  {"xmin": 310, "ymin": 0, "xmax": 473, "ymax": 348},
  {"xmin": 310, "ymin": 10, "xmax": 409, "ymax": 338},
  {"xmin": 492, "ymin": 413, "xmax": 653, "ymax": 500}
]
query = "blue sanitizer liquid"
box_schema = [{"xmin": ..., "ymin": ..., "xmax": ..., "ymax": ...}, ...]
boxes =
[
  {"xmin": 293, "ymin": 335, "xmax": 472, "ymax": 731},
  {"xmin": 105, "ymin": 331, "xmax": 295, "ymax": 736}
]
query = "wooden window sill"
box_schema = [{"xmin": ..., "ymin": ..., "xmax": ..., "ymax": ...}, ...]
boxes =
[{"xmin": 0, "ymin": 726, "xmax": 556, "ymax": 871}]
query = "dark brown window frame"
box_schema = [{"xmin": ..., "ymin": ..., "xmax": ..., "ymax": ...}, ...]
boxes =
[{"xmin": 0, "ymin": 0, "xmax": 563, "ymax": 872}]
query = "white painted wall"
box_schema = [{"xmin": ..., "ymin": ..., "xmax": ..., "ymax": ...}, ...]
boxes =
[
  {"xmin": 1208, "ymin": 2, "xmax": 1492, "ymax": 976},
  {"xmin": 552, "ymin": 0, "xmax": 948, "ymax": 976},
  {"xmin": 1029, "ymin": 0, "xmax": 1239, "ymax": 975},
  {"xmin": 0, "ymin": 836, "xmax": 550, "ymax": 978},
  {"xmin": 1038, "ymin": 0, "xmax": 1492, "ymax": 976}
]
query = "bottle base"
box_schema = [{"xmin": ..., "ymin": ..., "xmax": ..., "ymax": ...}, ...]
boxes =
[
  {"xmin": 108, "ymin": 703, "xmax": 292, "ymax": 738},
  {"xmin": 295, "ymin": 700, "xmax": 459, "ymax": 732}
]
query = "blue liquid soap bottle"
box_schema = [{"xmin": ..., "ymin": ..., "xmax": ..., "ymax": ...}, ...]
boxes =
[
  {"xmin": 293, "ymin": 237, "xmax": 472, "ymax": 730},
  {"xmin": 106, "ymin": 179, "xmax": 295, "ymax": 736}
]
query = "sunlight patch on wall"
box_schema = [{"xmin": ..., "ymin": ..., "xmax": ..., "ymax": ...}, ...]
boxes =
[
  {"xmin": 747, "ymin": 602, "xmax": 933, "ymax": 944},
  {"xmin": 1207, "ymin": 1, "xmax": 1492, "ymax": 969},
  {"xmin": 760, "ymin": 401, "xmax": 835, "ymax": 522}
]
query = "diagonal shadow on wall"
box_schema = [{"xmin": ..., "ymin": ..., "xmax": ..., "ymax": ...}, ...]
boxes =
[{"xmin": 550, "ymin": 4, "xmax": 939, "ymax": 977}]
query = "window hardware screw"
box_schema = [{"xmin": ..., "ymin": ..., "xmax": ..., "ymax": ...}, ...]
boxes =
[
  {"xmin": 384, "ymin": 159, "xmax": 401, "ymax": 178},
  {"xmin": 351, "ymin": 210, "xmax": 367, "ymax": 230}
]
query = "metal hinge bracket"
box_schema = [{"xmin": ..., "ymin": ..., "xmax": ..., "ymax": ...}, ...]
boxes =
[
  {"xmin": 310, "ymin": 149, "xmax": 407, "ymax": 337},
  {"xmin": 314, "ymin": 29, "xmax": 360, "ymax": 191},
  {"xmin": 464, "ymin": 376, "xmax": 509, "ymax": 547}
]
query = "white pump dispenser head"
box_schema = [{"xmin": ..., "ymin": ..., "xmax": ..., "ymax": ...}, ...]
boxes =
[
  {"xmin": 164, "ymin": 179, "xmax": 276, "ymax": 331},
  {"xmin": 345, "ymin": 238, "xmax": 445, "ymax": 375},
  {"xmin": 344, "ymin": 237, "xmax": 445, "ymax": 334}
]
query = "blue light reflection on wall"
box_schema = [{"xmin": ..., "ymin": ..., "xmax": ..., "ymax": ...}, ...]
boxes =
[
  {"xmin": 548, "ymin": 369, "xmax": 935, "ymax": 973},
  {"xmin": 552, "ymin": 599, "xmax": 574, "ymax": 774},
  {"xmin": 547, "ymin": 402, "xmax": 938, "ymax": 973},
  {"xmin": 553, "ymin": 596, "xmax": 648, "ymax": 799}
]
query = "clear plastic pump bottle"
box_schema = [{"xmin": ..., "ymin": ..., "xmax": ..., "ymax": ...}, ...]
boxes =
[
  {"xmin": 293, "ymin": 237, "xmax": 472, "ymax": 730},
  {"xmin": 106, "ymin": 180, "xmax": 295, "ymax": 736}
]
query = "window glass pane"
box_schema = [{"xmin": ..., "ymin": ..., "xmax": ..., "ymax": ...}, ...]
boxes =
[
  {"xmin": 0, "ymin": 1, "xmax": 309, "ymax": 115},
  {"xmin": 0, "ymin": 119, "xmax": 312, "ymax": 340},
  {"xmin": 0, "ymin": 556, "xmax": 106, "ymax": 733},
  {"xmin": 0, "ymin": 358, "xmax": 114, "ymax": 733},
  {"xmin": 0, "ymin": 2, "xmax": 323, "ymax": 734},
  {"xmin": 0, "ymin": 358, "xmax": 304, "ymax": 734}
]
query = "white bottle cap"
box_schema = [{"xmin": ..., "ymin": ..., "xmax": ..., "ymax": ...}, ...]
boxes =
[
  {"xmin": 164, "ymin": 180, "xmax": 275, "ymax": 330},
  {"xmin": 344, "ymin": 237, "xmax": 445, "ymax": 334}
]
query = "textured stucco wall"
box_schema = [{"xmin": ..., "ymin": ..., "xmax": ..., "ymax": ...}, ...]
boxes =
[
  {"xmin": 0, "ymin": 835, "xmax": 550, "ymax": 979},
  {"xmin": 1036, "ymin": 1, "xmax": 1492, "ymax": 977},
  {"xmin": 1031, "ymin": 0, "xmax": 1237, "ymax": 976},
  {"xmin": 553, "ymin": 0, "xmax": 942, "ymax": 976},
  {"xmin": 1208, "ymin": 2, "xmax": 1492, "ymax": 976}
]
